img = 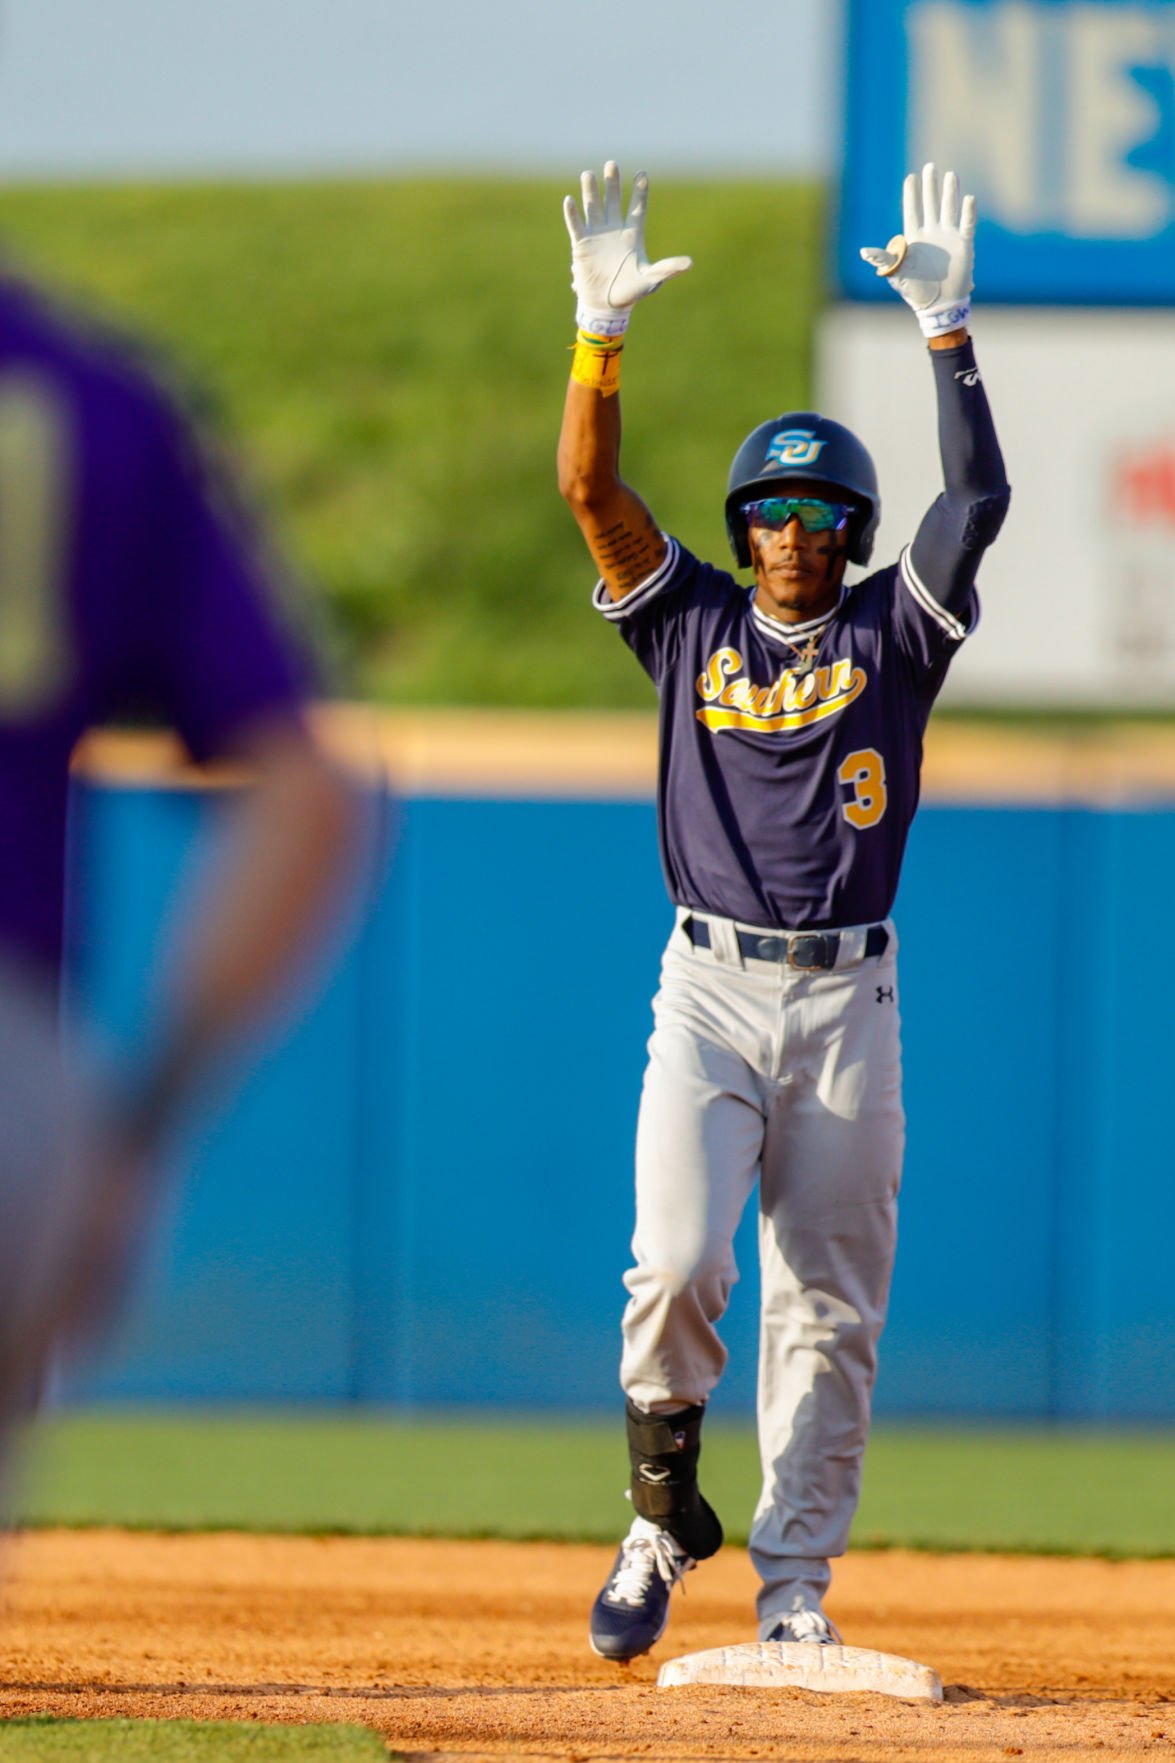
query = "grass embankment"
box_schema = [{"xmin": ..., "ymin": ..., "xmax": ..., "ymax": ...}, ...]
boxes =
[
  {"xmin": 0, "ymin": 179, "xmax": 822, "ymax": 707},
  {"xmin": 0, "ymin": 1720, "xmax": 391, "ymax": 1759},
  {"xmin": 22, "ymin": 1411, "xmax": 1175, "ymax": 1558}
]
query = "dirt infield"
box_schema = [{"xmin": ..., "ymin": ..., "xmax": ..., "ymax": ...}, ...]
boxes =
[{"xmin": 0, "ymin": 1533, "xmax": 1173, "ymax": 1762}]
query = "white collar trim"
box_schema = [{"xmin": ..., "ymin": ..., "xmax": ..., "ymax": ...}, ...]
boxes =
[{"xmin": 748, "ymin": 584, "xmax": 849, "ymax": 648}]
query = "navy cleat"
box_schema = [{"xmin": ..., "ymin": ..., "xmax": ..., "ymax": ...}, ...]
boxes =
[
  {"xmin": 763, "ymin": 1608, "xmax": 842, "ymax": 1645},
  {"xmin": 589, "ymin": 1516, "xmax": 695, "ymax": 1661}
]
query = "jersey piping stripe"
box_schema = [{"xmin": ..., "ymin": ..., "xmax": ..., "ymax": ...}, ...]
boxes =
[
  {"xmin": 898, "ymin": 545, "xmax": 976, "ymax": 643},
  {"xmin": 591, "ymin": 537, "xmax": 680, "ymax": 622}
]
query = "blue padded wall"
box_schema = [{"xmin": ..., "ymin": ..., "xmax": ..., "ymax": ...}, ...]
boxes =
[{"xmin": 65, "ymin": 779, "xmax": 1175, "ymax": 1420}]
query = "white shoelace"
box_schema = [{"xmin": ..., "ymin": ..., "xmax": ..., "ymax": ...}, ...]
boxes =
[
  {"xmin": 769, "ymin": 1608, "xmax": 841, "ymax": 1645},
  {"xmin": 608, "ymin": 1520, "xmax": 692, "ymax": 1607}
]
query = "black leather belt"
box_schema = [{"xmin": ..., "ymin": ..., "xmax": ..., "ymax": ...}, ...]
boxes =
[{"xmin": 683, "ymin": 915, "xmax": 888, "ymax": 970}]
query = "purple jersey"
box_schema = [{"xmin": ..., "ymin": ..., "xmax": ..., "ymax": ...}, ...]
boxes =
[
  {"xmin": 0, "ymin": 278, "xmax": 307, "ymax": 976},
  {"xmin": 594, "ymin": 537, "xmax": 977, "ymax": 929}
]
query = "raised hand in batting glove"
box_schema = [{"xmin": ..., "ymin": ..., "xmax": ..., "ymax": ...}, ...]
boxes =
[
  {"xmin": 860, "ymin": 163, "xmax": 975, "ymax": 339},
  {"xmin": 563, "ymin": 161, "xmax": 692, "ymax": 339}
]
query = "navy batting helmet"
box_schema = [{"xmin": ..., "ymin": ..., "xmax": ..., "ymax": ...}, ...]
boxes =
[{"xmin": 725, "ymin": 412, "xmax": 881, "ymax": 569}]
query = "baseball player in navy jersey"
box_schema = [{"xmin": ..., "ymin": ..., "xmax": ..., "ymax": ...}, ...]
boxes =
[
  {"xmin": 0, "ymin": 270, "xmax": 356, "ymax": 1470},
  {"xmin": 558, "ymin": 161, "xmax": 1009, "ymax": 1661}
]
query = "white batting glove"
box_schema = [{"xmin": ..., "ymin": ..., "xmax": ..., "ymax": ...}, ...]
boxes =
[
  {"xmin": 860, "ymin": 163, "xmax": 975, "ymax": 339},
  {"xmin": 563, "ymin": 161, "xmax": 692, "ymax": 339}
]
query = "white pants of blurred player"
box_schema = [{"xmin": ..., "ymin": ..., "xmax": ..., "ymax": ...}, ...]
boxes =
[{"xmin": 620, "ymin": 909, "xmax": 905, "ymax": 1636}]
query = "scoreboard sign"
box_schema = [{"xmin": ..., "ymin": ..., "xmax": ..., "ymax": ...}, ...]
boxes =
[{"xmin": 838, "ymin": 0, "xmax": 1175, "ymax": 304}]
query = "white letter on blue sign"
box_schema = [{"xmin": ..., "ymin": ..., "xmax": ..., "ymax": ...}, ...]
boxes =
[
  {"xmin": 908, "ymin": 2, "xmax": 1044, "ymax": 231},
  {"xmin": 1067, "ymin": 9, "xmax": 1172, "ymax": 236}
]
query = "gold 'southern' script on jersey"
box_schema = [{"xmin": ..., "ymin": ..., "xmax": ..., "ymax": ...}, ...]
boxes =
[{"xmin": 695, "ymin": 647, "xmax": 867, "ymax": 733}]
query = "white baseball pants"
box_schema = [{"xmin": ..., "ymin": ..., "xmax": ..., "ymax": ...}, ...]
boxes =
[{"xmin": 619, "ymin": 908, "xmax": 904, "ymax": 1632}]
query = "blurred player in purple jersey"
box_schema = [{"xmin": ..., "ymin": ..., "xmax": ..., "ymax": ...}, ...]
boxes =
[
  {"xmin": 0, "ymin": 269, "xmax": 357, "ymax": 1464},
  {"xmin": 559, "ymin": 162, "xmax": 1009, "ymax": 1662}
]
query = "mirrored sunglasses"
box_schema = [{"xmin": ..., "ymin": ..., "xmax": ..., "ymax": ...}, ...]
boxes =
[{"xmin": 742, "ymin": 496, "xmax": 852, "ymax": 534}]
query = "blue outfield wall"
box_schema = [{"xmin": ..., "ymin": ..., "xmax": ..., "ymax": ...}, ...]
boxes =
[{"xmin": 64, "ymin": 779, "xmax": 1175, "ymax": 1422}]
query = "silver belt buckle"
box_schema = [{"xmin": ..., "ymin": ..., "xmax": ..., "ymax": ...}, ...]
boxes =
[{"xmin": 787, "ymin": 933, "xmax": 832, "ymax": 970}]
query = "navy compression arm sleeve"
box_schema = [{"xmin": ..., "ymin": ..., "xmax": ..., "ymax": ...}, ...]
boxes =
[{"xmin": 908, "ymin": 337, "xmax": 1011, "ymax": 618}]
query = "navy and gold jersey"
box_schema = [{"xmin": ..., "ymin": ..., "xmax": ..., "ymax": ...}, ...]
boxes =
[{"xmin": 594, "ymin": 538, "xmax": 977, "ymax": 929}]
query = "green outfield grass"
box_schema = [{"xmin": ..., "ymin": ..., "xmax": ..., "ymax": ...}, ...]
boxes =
[
  {"xmin": 18, "ymin": 1411, "xmax": 1175, "ymax": 1558},
  {"xmin": 0, "ymin": 1720, "xmax": 391, "ymax": 1760},
  {"xmin": 0, "ymin": 178, "xmax": 822, "ymax": 708}
]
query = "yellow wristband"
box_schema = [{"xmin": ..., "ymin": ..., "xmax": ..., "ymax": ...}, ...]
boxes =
[{"xmin": 571, "ymin": 336, "xmax": 623, "ymax": 396}]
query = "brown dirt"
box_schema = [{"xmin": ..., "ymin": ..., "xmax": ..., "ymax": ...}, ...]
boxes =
[{"xmin": 0, "ymin": 1534, "xmax": 1173, "ymax": 1761}]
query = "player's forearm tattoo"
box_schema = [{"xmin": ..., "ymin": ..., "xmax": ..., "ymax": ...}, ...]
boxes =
[{"xmin": 595, "ymin": 517, "xmax": 662, "ymax": 591}]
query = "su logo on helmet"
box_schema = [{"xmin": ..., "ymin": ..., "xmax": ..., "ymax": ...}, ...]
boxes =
[{"xmin": 765, "ymin": 430, "xmax": 827, "ymax": 470}]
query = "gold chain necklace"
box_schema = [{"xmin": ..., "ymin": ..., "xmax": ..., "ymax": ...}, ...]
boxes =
[
  {"xmin": 773, "ymin": 618, "xmax": 833, "ymax": 676},
  {"xmin": 755, "ymin": 588, "xmax": 844, "ymax": 675}
]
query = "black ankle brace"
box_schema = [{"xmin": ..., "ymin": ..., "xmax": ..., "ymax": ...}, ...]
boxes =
[{"xmin": 625, "ymin": 1398, "xmax": 724, "ymax": 1560}]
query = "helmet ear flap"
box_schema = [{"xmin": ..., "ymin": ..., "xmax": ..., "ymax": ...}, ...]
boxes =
[
  {"xmin": 846, "ymin": 501, "xmax": 880, "ymax": 568},
  {"xmin": 726, "ymin": 506, "xmax": 753, "ymax": 570}
]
